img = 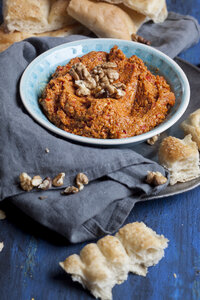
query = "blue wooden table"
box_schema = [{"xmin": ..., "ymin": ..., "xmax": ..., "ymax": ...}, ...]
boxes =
[{"xmin": 0, "ymin": 1, "xmax": 200, "ymax": 299}]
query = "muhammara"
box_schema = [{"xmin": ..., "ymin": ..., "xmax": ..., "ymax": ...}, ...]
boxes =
[{"xmin": 39, "ymin": 46, "xmax": 175, "ymax": 139}]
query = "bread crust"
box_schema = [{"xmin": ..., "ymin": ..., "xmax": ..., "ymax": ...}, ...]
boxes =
[
  {"xmin": 97, "ymin": 0, "xmax": 168, "ymax": 23},
  {"xmin": 158, "ymin": 135, "xmax": 198, "ymax": 164},
  {"xmin": 60, "ymin": 222, "xmax": 168, "ymax": 300},
  {"xmin": 3, "ymin": 0, "xmax": 75, "ymax": 34},
  {"xmin": 0, "ymin": 24, "xmax": 89, "ymax": 53},
  {"xmin": 158, "ymin": 135, "xmax": 200, "ymax": 185},
  {"xmin": 48, "ymin": 0, "xmax": 76, "ymax": 30},
  {"xmin": 3, "ymin": 0, "xmax": 50, "ymax": 33},
  {"xmin": 67, "ymin": 0, "xmax": 141, "ymax": 40},
  {"xmin": 181, "ymin": 109, "xmax": 200, "ymax": 150}
]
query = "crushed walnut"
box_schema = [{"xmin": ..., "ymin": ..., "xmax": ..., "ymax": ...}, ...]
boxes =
[
  {"xmin": 70, "ymin": 62, "xmax": 126, "ymax": 99},
  {"xmin": 62, "ymin": 186, "xmax": 79, "ymax": 195},
  {"xmin": 38, "ymin": 177, "xmax": 52, "ymax": 190},
  {"xmin": 53, "ymin": 172, "xmax": 65, "ymax": 187},
  {"xmin": 39, "ymin": 196, "xmax": 48, "ymax": 200},
  {"xmin": 0, "ymin": 210, "xmax": 6, "ymax": 220},
  {"xmin": 147, "ymin": 134, "xmax": 160, "ymax": 145},
  {"xmin": 0, "ymin": 242, "xmax": 4, "ymax": 252},
  {"xmin": 131, "ymin": 33, "xmax": 151, "ymax": 45},
  {"xmin": 146, "ymin": 171, "xmax": 168, "ymax": 186},
  {"xmin": 31, "ymin": 175, "xmax": 43, "ymax": 187},
  {"xmin": 76, "ymin": 173, "xmax": 89, "ymax": 191},
  {"xmin": 19, "ymin": 172, "xmax": 33, "ymax": 191}
]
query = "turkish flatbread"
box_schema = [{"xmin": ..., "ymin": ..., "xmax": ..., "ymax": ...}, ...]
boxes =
[
  {"xmin": 3, "ymin": 0, "xmax": 75, "ymax": 33},
  {"xmin": 68, "ymin": 0, "xmax": 145, "ymax": 40},
  {"xmin": 0, "ymin": 24, "xmax": 89, "ymax": 52},
  {"xmin": 98, "ymin": 0, "xmax": 168, "ymax": 23}
]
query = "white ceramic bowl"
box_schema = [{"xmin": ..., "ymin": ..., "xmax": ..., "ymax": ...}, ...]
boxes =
[{"xmin": 20, "ymin": 38, "xmax": 190, "ymax": 146}]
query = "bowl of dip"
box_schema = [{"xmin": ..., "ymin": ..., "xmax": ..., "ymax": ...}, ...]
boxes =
[{"xmin": 20, "ymin": 38, "xmax": 190, "ymax": 146}]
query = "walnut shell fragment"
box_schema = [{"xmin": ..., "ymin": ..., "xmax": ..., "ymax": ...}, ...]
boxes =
[{"xmin": 146, "ymin": 171, "xmax": 167, "ymax": 186}]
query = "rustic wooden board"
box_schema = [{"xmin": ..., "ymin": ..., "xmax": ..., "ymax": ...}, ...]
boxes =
[{"xmin": 0, "ymin": 1, "xmax": 200, "ymax": 299}]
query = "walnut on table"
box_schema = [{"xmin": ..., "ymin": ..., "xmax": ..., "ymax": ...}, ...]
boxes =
[
  {"xmin": 19, "ymin": 172, "xmax": 33, "ymax": 191},
  {"xmin": 52, "ymin": 172, "xmax": 65, "ymax": 187},
  {"xmin": 62, "ymin": 172, "xmax": 89, "ymax": 195},
  {"xmin": 146, "ymin": 171, "xmax": 167, "ymax": 186},
  {"xmin": 38, "ymin": 177, "xmax": 52, "ymax": 190},
  {"xmin": 62, "ymin": 186, "xmax": 79, "ymax": 195},
  {"xmin": 31, "ymin": 175, "xmax": 43, "ymax": 187},
  {"xmin": 131, "ymin": 33, "xmax": 151, "ymax": 45},
  {"xmin": 0, "ymin": 242, "xmax": 4, "ymax": 252},
  {"xmin": 76, "ymin": 173, "xmax": 89, "ymax": 191},
  {"xmin": 0, "ymin": 210, "xmax": 6, "ymax": 220},
  {"xmin": 147, "ymin": 134, "xmax": 160, "ymax": 145}
]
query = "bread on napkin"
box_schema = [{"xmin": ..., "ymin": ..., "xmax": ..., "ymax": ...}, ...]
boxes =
[
  {"xmin": 3, "ymin": 0, "xmax": 75, "ymax": 33},
  {"xmin": 158, "ymin": 135, "xmax": 200, "ymax": 185},
  {"xmin": 98, "ymin": 0, "xmax": 168, "ymax": 23},
  {"xmin": 0, "ymin": 24, "xmax": 89, "ymax": 53},
  {"xmin": 67, "ymin": 0, "xmax": 146, "ymax": 40},
  {"xmin": 181, "ymin": 109, "xmax": 200, "ymax": 150},
  {"xmin": 60, "ymin": 222, "xmax": 168, "ymax": 300}
]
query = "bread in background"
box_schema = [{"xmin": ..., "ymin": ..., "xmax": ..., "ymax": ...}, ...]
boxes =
[
  {"xmin": 0, "ymin": 24, "xmax": 90, "ymax": 53},
  {"xmin": 118, "ymin": 3, "xmax": 147, "ymax": 29},
  {"xmin": 97, "ymin": 0, "xmax": 168, "ymax": 23},
  {"xmin": 67, "ymin": 0, "xmax": 145, "ymax": 40},
  {"xmin": 47, "ymin": 0, "xmax": 76, "ymax": 30},
  {"xmin": 180, "ymin": 109, "xmax": 200, "ymax": 150},
  {"xmin": 60, "ymin": 222, "xmax": 168, "ymax": 300},
  {"xmin": 3, "ymin": 0, "xmax": 75, "ymax": 34},
  {"xmin": 158, "ymin": 135, "xmax": 200, "ymax": 185}
]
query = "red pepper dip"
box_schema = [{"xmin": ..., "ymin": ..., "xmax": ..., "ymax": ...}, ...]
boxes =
[{"xmin": 39, "ymin": 46, "xmax": 175, "ymax": 139}]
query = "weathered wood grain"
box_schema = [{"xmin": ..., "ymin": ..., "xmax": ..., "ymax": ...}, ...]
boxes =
[{"xmin": 0, "ymin": 0, "xmax": 200, "ymax": 300}]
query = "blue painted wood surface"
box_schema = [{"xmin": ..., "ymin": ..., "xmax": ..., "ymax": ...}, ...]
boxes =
[{"xmin": 0, "ymin": 1, "xmax": 200, "ymax": 300}]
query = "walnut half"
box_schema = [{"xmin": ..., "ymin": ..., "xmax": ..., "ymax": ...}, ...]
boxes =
[
  {"xmin": 19, "ymin": 172, "xmax": 33, "ymax": 191},
  {"xmin": 70, "ymin": 61, "xmax": 126, "ymax": 99},
  {"xmin": 62, "ymin": 186, "xmax": 79, "ymax": 195},
  {"xmin": 38, "ymin": 177, "xmax": 52, "ymax": 190},
  {"xmin": 147, "ymin": 134, "xmax": 160, "ymax": 145},
  {"xmin": 76, "ymin": 173, "xmax": 89, "ymax": 191},
  {"xmin": 131, "ymin": 33, "xmax": 151, "ymax": 45},
  {"xmin": 53, "ymin": 173, "xmax": 65, "ymax": 187},
  {"xmin": 146, "ymin": 171, "xmax": 167, "ymax": 186}
]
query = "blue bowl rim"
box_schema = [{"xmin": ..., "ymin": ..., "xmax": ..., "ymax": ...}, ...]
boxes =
[{"xmin": 20, "ymin": 38, "xmax": 190, "ymax": 146}]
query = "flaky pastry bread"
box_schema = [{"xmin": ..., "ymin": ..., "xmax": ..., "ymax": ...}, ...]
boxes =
[
  {"xmin": 67, "ymin": 0, "xmax": 145, "ymax": 40},
  {"xmin": 3, "ymin": 0, "xmax": 75, "ymax": 34},
  {"xmin": 60, "ymin": 222, "xmax": 168, "ymax": 300},
  {"xmin": 180, "ymin": 109, "xmax": 200, "ymax": 150},
  {"xmin": 97, "ymin": 0, "xmax": 168, "ymax": 23},
  {"xmin": 0, "ymin": 24, "xmax": 89, "ymax": 53},
  {"xmin": 158, "ymin": 135, "xmax": 200, "ymax": 185}
]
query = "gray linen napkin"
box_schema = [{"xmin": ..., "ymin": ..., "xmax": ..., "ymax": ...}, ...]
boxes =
[{"xmin": 0, "ymin": 13, "xmax": 200, "ymax": 242}]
